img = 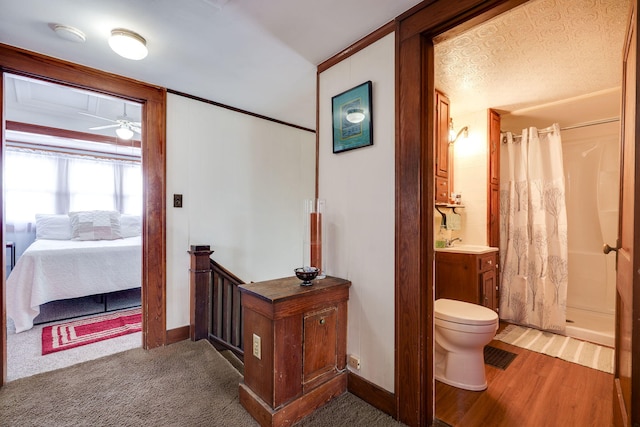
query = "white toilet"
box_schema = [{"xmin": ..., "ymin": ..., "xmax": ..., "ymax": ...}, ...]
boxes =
[{"xmin": 434, "ymin": 298, "xmax": 499, "ymax": 391}]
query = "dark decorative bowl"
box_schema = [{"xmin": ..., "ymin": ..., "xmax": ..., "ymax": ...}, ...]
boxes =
[{"xmin": 294, "ymin": 267, "xmax": 319, "ymax": 286}]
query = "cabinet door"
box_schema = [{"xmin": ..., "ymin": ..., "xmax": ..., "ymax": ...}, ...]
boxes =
[
  {"xmin": 435, "ymin": 91, "xmax": 450, "ymax": 179},
  {"xmin": 488, "ymin": 109, "xmax": 501, "ymax": 247},
  {"xmin": 303, "ymin": 307, "xmax": 338, "ymax": 390},
  {"xmin": 481, "ymin": 269, "xmax": 497, "ymax": 312},
  {"xmin": 488, "ymin": 109, "xmax": 500, "ymax": 186}
]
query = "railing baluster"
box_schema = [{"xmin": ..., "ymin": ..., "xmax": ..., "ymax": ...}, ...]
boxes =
[{"xmin": 200, "ymin": 257, "xmax": 246, "ymax": 360}]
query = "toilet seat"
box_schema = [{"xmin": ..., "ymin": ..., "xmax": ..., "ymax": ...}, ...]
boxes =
[
  {"xmin": 435, "ymin": 317, "xmax": 498, "ymax": 334},
  {"xmin": 435, "ymin": 298, "xmax": 498, "ymax": 326}
]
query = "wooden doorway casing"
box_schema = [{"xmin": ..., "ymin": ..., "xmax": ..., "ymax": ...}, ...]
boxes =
[
  {"xmin": 613, "ymin": 1, "xmax": 640, "ymax": 424},
  {"xmin": 0, "ymin": 44, "xmax": 167, "ymax": 385},
  {"xmin": 394, "ymin": 1, "xmax": 537, "ymax": 425}
]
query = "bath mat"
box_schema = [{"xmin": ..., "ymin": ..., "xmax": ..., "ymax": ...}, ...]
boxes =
[
  {"xmin": 484, "ymin": 345, "xmax": 517, "ymax": 370},
  {"xmin": 495, "ymin": 324, "xmax": 614, "ymax": 374}
]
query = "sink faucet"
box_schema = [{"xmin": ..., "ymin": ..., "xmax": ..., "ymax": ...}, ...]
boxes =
[{"xmin": 446, "ymin": 237, "xmax": 462, "ymax": 248}]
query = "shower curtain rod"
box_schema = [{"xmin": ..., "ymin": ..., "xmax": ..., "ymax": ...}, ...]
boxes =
[{"xmin": 502, "ymin": 117, "xmax": 620, "ymax": 141}]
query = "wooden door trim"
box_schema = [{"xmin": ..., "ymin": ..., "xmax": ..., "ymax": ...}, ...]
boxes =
[
  {"xmin": 0, "ymin": 44, "xmax": 167, "ymax": 384},
  {"xmin": 395, "ymin": 1, "xmax": 530, "ymax": 425}
]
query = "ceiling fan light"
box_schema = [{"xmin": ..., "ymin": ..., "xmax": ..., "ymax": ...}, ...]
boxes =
[
  {"xmin": 109, "ymin": 29, "xmax": 148, "ymax": 60},
  {"xmin": 116, "ymin": 126, "xmax": 134, "ymax": 140},
  {"xmin": 346, "ymin": 108, "xmax": 365, "ymax": 123}
]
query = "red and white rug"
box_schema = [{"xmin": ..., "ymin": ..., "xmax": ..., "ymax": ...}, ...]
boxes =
[{"xmin": 42, "ymin": 308, "xmax": 141, "ymax": 355}]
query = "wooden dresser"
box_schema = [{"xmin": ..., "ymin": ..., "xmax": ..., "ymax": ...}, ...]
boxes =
[{"xmin": 238, "ymin": 275, "xmax": 351, "ymax": 427}]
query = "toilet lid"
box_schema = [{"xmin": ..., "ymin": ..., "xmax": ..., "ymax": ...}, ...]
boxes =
[{"xmin": 434, "ymin": 298, "xmax": 498, "ymax": 326}]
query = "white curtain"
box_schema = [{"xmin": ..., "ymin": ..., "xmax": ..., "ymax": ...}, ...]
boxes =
[
  {"xmin": 499, "ymin": 124, "xmax": 568, "ymax": 331},
  {"xmin": 5, "ymin": 148, "xmax": 142, "ymax": 259}
]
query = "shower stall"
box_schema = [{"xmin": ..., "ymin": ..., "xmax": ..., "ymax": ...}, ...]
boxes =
[{"xmin": 560, "ymin": 121, "xmax": 619, "ymax": 347}]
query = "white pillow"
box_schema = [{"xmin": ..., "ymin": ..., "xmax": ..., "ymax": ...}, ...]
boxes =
[
  {"xmin": 69, "ymin": 210, "xmax": 122, "ymax": 241},
  {"xmin": 120, "ymin": 214, "xmax": 142, "ymax": 238},
  {"xmin": 35, "ymin": 214, "xmax": 72, "ymax": 240}
]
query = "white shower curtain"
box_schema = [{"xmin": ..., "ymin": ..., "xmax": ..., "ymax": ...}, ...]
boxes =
[{"xmin": 499, "ymin": 124, "xmax": 568, "ymax": 331}]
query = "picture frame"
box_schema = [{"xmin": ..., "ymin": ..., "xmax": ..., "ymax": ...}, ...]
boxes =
[{"xmin": 331, "ymin": 81, "xmax": 373, "ymax": 153}]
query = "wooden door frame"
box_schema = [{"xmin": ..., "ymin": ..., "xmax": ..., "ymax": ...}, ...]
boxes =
[
  {"xmin": 0, "ymin": 44, "xmax": 167, "ymax": 385},
  {"xmin": 394, "ymin": 1, "xmax": 529, "ymax": 425},
  {"xmin": 613, "ymin": 1, "xmax": 640, "ymax": 424}
]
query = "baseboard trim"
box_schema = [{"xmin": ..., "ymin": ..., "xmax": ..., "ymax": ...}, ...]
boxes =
[
  {"xmin": 347, "ymin": 371, "xmax": 396, "ymax": 418},
  {"xmin": 166, "ymin": 325, "xmax": 190, "ymax": 345}
]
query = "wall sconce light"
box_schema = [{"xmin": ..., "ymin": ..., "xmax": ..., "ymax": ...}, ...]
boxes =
[
  {"xmin": 346, "ymin": 108, "xmax": 365, "ymax": 123},
  {"xmin": 109, "ymin": 28, "xmax": 148, "ymax": 60},
  {"xmin": 449, "ymin": 118, "xmax": 469, "ymax": 144}
]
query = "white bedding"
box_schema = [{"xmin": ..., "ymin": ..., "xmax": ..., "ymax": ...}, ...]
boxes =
[{"xmin": 7, "ymin": 236, "xmax": 141, "ymax": 332}]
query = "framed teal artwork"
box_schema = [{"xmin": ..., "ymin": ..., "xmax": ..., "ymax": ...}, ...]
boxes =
[{"xmin": 331, "ymin": 81, "xmax": 373, "ymax": 153}]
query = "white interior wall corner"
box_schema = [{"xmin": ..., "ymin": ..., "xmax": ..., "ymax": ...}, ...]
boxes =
[
  {"xmin": 318, "ymin": 33, "xmax": 395, "ymax": 392},
  {"xmin": 165, "ymin": 93, "xmax": 315, "ymax": 330}
]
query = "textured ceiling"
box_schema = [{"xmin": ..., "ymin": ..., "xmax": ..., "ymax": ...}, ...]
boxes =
[{"xmin": 435, "ymin": 0, "xmax": 630, "ymax": 118}]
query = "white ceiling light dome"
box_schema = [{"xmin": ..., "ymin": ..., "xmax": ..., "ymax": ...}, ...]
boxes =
[
  {"xmin": 52, "ymin": 24, "xmax": 86, "ymax": 43},
  {"xmin": 108, "ymin": 28, "xmax": 148, "ymax": 60}
]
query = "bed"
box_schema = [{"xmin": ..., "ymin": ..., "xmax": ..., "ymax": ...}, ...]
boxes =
[{"xmin": 6, "ymin": 211, "xmax": 142, "ymax": 333}]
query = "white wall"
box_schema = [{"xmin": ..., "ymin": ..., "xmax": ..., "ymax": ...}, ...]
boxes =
[
  {"xmin": 165, "ymin": 93, "xmax": 316, "ymax": 329},
  {"xmin": 451, "ymin": 110, "xmax": 489, "ymax": 246},
  {"xmin": 318, "ymin": 34, "xmax": 395, "ymax": 392}
]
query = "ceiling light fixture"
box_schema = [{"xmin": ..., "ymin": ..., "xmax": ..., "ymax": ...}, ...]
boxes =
[
  {"xmin": 52, "ymin": 24, "xmax": 86, "ymax": 43},
  {"xmin": 108, "ymin": 28, "xmax": 148, "ymax": 60},
  {"xmin": 116, "ymin": 125, "xmax": 134, "ymax": 140},
  {"xmin": 346, "ymin": 108, "xmax": 365, "ymax": 124}
]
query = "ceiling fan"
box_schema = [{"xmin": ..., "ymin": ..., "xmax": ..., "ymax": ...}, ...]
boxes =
[{"xmin": 79, "ymin": 103, "xmax": 141, "ymax": 140}]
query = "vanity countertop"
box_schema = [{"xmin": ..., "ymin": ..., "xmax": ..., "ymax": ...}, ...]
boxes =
[{"xmin": 435, "ymin": 245, "xmax": 499, "ymax": 255}]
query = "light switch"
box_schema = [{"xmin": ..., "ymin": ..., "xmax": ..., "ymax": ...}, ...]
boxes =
[{"xmin": 173, "ymin": 194, "xmax": 183, "ymax": 208}]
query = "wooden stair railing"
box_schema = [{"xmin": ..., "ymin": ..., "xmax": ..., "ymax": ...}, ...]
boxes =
[{"xmin": 189, "ymin": 245, "xmax": 245, "ymax": 360}]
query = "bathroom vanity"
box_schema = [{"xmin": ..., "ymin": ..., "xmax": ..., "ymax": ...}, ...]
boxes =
[{"xmin": 435, "ymin": 246, "xmax": 499, "ymax": 312}]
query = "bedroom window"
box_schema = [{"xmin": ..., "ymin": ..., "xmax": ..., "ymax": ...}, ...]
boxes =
[{"xmin": 5, "ymin": 148, "xmax": 142, "ymax": 227}]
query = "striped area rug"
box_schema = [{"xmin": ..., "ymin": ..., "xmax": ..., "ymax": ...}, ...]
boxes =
[
  {"xmin": 495, "ymin": 324, "xmax": 614, "ymax": 374},
  {"xmin": 42, "ymin": 308, "xmax": 141, "ymax": 355}
]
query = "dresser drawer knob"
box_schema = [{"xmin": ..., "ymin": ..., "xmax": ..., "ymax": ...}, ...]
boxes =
[{"xmin": 319, "ymin": 318, "xmax": 325, "ymax": 325}]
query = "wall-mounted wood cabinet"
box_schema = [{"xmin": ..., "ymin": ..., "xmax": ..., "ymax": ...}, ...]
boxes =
[
  {"xmin": 435, "ymin": 90, "xmax": 451, "ymax": 203},
  {"xmin": 487, "ymin": 109, "xmax": 501, "ymax": 247},
  {"xmin": 435, "ymin": 250, "xmax": 499, "ymax": 312}
]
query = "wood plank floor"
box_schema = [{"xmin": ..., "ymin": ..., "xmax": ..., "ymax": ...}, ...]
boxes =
[{"xmin": 435, "ymin": 322, "xmax": 613, "ymax": 427}]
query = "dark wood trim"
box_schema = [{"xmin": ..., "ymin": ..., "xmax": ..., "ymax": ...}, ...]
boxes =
[
  {"xmin": 317, "ymin": 21, "xmax": 395, "ymax": 74},
  {"xmin": 167, "ymin": 89, "xmax": 315, "ymax": 134},
  {"xmin": 0, "ymin": 74, "xmax": 5, "ymax": 385},
  {"xmin": 395, "ymin": 1, "xmax": 530, "ymax": 425},
  {"xmin": 6, "ymin": 121, "xmax": 142, "ymax": 148},
  {"xmin": 166, "ymin": 326, "xmax": 190, "ymax": 345},
  {"xmin": 347, "ymin": 371, "xmax": 396, "ymax": 418},
  {"xmin": 0, "ymin": 43, "xmax": 167, "ymax": 386},
  {"xmin": 189, "ymin": 245, "xmax": 214, "ymax": 341},
  {"xmin": 315, "ymin": 73, "xmax": 320, "ymax": 198},
  {"xmin": 395, "ymin": 30, "xmax": 434, "ymax": 427},
  {"xmin": 397, "ymin": 0, "xmax": 528, "ymax": 44}
]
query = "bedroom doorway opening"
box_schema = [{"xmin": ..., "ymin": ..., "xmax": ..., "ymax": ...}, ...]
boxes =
[{"xmin": 3, "ymin": 73, "xmax": 143, "ymax": 380}]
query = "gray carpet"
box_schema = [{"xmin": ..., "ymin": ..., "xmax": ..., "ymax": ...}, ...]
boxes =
[{"xmin": 0, "ymin": 339, "xmax": 404, "ymax": 427}]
